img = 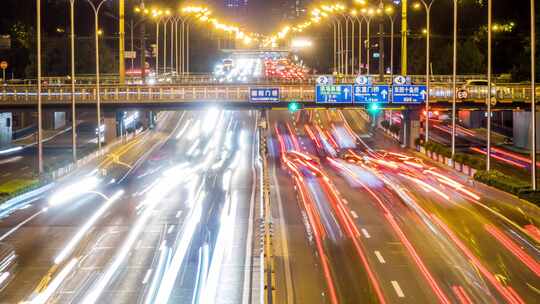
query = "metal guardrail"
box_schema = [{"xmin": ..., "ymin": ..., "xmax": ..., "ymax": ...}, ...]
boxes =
[{"xmin": 0, "ymin": 84, "xmax": 538, "ymax": 105}]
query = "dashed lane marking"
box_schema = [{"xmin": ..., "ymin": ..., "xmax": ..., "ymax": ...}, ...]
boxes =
[
  {"xmin": 361, "ymin": 228, "xmax": 371, "ymax": 239},
  {"xmin": 374, "ymin": 251, "xmax": 386, "ymax": 264},
  {"xmin": 391, "ymin": 281, "xmax": 405, "ymax": 298}
]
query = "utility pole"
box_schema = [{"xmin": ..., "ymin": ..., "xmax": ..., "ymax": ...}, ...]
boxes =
[
  {"xmin": 401, "ymin": 0, "xmax": 408, "ymax": 75},
  {"xmin": 119, "ymin": 0, "xmax": 126, "ymax": 84}
]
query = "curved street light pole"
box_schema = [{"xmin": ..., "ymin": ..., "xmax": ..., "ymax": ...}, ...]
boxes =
[
  {"xmin": 366, "ymin": 16, "xmax": 372, "ymax": 75},
  {"xmin": 86, "ymin": 0, "xmax": 107, "ymax": 155},
  {"xmin": 352, "ymin": 16, "xmax": 365, "ymax": 74},
  {"xmin": 162, "ymin": 17, "xmax": 171, "ymax": 73}
]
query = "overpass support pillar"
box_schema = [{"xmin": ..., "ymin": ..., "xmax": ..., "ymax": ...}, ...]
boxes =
[
  {"xmin": 43, "ymin": 111, "xmax": 66, "ymax": 130},
  {"xmin": 140, "ymin": 110, "xmax": 156, "ymax": 130},
  {"xmin": 102, "ymin": 112, "xmax": 120, "ymax": 145},
  {"xmin": 0, "ymin": 112, "xmax": 13, "ymax": 148},
  {"xmin": 513, "ymin": 111, "xmax": 540, "ymax": 150},
  {"xmin": 400, "ymin": 109, "xmax": 421, "ymax": 149},
  {"xmin": 459, "ymin": 110, "xmax": 483, "ymax": 129}
]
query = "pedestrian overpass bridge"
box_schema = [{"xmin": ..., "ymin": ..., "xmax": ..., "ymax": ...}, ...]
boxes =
[{"xmin": 0, "ymin": 84, "xmax": 538, "ymax": 110}]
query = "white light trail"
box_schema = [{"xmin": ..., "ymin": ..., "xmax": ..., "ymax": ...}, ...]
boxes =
[
  {"xmin": 49, "ymin": 176, "xmax": 100, "ymax": 207},
  {"xmin": 54, "ymin": 190, "xmax": 124, "ymax": 265}
]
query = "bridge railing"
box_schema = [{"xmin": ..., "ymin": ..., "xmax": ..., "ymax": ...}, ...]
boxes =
[
  {"xmin": 0, "ymin": 84, "xmax": 538, "ymax": 104},
  {"xmin": 5, "ymin": 74, "xmax": 504, "ymax": 86}
]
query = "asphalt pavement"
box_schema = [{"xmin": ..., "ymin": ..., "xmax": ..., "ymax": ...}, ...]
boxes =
[
  {"xmin": 0, "ymin": 109, "xmax": 259, "ymax": 304},
  {"xmin": 268, "ymin": 108, "xmax": 540, "ymax": 304}
]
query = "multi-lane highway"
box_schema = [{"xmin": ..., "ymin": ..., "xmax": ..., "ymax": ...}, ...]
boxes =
[
  {"xmin": 268, "ymin": 108, "xmax": 540, "ymax": 303},
  {"xmin": 0, "ymin": 109, "xmax": 259, "ymax": 304},
  {"xmin": 0, "ymin": 107, "xmax": 538, "ymax": 304}
]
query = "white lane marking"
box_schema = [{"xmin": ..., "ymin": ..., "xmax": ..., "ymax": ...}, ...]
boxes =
[
  {"xmin": 142, "ymin": 268, "xmax": 153, "ymax": 284},
  {"xmin": 167, "ymin": 225, "xmax": 175, "ymax": 234},
  {"xmin": 350, "ymin": 210, "xmax": 358, "ymax": 219},
  {"xmin": 361, "ymin": 228, "xmax": 371, "ymax": 239},
  {"xmin": 175, "ymin": 210, "xmax": 183, "ymax": 218},
  {"xmin": 21, "ymin": 166, "xmax": 30, "ymax": 170},
  {"xmin": 1, "ymin": 173, "xmax": 10, "ymax": 177},
  {"xmin": 391, "ymin": 281, "xmax": 405, "ymax": 298},
  {"xmin": 0, "ymin": 209, "xmax": 44, "ymax": 241},
  {"xmin": 242, "ymin": 117, "xmax": 258, "ymax": 304},
  {"xmin": 272, "ymin": 157, "xmax": 294, "ymax": 304},
  {"xmin": 374, "ymin": 251, "xmax": 386, "ymax": 264}
]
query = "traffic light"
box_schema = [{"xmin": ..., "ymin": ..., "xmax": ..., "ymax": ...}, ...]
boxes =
[
  {"xmin": 367, "ymin": 103, "xmax": 380, "ymax": 114},
  {"xmin": 288, "ymin": 101, "xmax": 301, "ymax": 113}
]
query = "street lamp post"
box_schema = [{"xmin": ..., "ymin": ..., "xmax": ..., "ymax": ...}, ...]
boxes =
[
  {"xmin": 86, "ymin": 0, "xmax": 107, "ymax": 155},
  {"xmin": 337, "ymin": 19, "xmax": 343, "ymax": 74},
  {"xmin": 385, "ymin": 12, "xmax": 397, "ymax": 81},
  {"xmin": 185, "ymin": 21, "xmax": 191, "ymax": 74},
  {"xmin": 152, "ymin": 10, "xmax": 169, "ymax": 77},
  {"xmin": 351, "ymin": 15, "xmax": 365, "ymax": 74},
  {"xmin": 340, "ymin": 14, "xmax": 351, "ymax": 75},
  {"xmin": 487, "ymin": 0, "xmax": 492, "ymax": 171},
  {"xmin": 451, "ymin": 0, "xmax": 458, "ymax": 159},
  {"xmin": 366, "ymin": 16, "xmax": 372, "ymax": 75},
  {"xmin": 68, "ymin": 0, "xmax": 77, "ymax": 163},
  {"xmin": 37, "ymin": 0, "xmax": 43, "ymax": 174},
  {"xmin": 348, "ymin": 15, "xmax": 355, "ymax": 75},
  {"xmin": 171, "ymin": 17, "xmax": 180, "ymax": 74},
  {"xmin": 416, "ymin": 1, "xmax": 436, "ymax": 144},
  {"xmin": 163, "ymin": 17, "xmax": 171, "ymax": 73},
  {"xmin": 333, "ymin": 20, "xmax": 337, "ymax": 73},
  {"xmin": 155, "ymin": 18, "xmax": 160, "ymax": 76},
  {"xmin": 531, "ymin": 0, "xmax": 537, "ymax": 189}
]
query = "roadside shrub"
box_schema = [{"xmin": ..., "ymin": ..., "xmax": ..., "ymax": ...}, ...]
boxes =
[{"xmin": 474, "ymin": 170, "xmax": 530, "ymax": 195}]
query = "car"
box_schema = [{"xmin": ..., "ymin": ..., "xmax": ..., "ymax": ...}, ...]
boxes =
[
  {"xmin": 461, "ymin": 79, "xmax": 497, "ymax": 97},
  {"xmin": 0, "ymin": 243, "xmax": 17, "ymax": 292}
]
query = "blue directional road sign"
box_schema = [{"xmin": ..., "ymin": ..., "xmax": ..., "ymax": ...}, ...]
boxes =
[
  {"xmin": 392, "ymin": 85, "xmax": 427, "ymax": 104},
  {"xmin": 316, "ymin": 85, "xmax": 353, "ymax": 103},
  {"xmin": 249, "ymin": 88, "xmax": 280, "ymax": 102},
  {"xmin": 353, "ymin": 85, "xmax": 390, "ymax": 104}
]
